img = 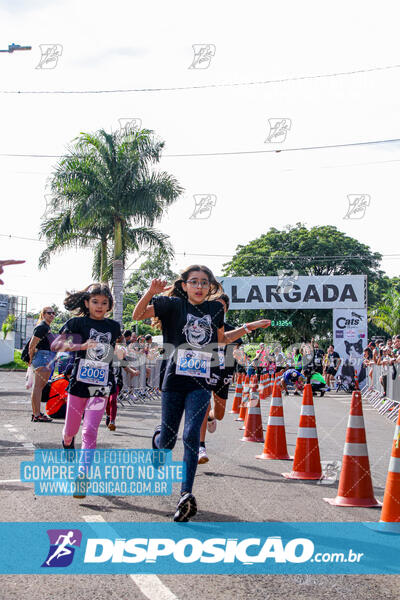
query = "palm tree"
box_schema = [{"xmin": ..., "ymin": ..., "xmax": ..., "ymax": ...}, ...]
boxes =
[
  {"xmin": 39, "ymin": 127, "xmax": 183, "ymax": 322},
  {"xmin": 368, "ymin": 288, "xmax": 400, "ymax": 335}
]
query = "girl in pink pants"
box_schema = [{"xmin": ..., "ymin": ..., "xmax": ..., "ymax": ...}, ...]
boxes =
[{"xmin": 52, "ymin": 284, "xmax": 122, "ymax": 497}]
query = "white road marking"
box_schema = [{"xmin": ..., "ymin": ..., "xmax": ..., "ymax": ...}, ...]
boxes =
[
  {"xmin": 15, "ymin": 434, "xmax": 26, "ymax": 441},
  {"xmin": 22, "ymin": 442, "xmax": 35, "ymax": 450},
  {"xmin": 0, "ymin": 479, "xmax": 22, "ymax": 484},
  {"xmin": 82, "ymin": 514, "xmax": 180, "ymax": 600}
]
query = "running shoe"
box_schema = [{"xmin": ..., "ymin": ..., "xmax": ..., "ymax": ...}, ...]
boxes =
[
  {"xmin": 198, "ymin": 446, "xmax": 209, "ymax": 464},
  {"xmin": 173, "ymin": 492, "xmax": 197, "ymax": 522},
  {"xmin": 108, "ymin": 421, "xmax": 116, "ymax": 431},
  {"xmin": 207, "ymin": 417, "xmax": 217, "ymax": 433},
  {"xmin": 105, "ymin": 415, "xmax": 110, "ymax": 427},
  {"xmin": 31, "ymin": 413, "xmax": 53, "ymax": 422},
  {"xmin": 73, "ymin": 477, "xmax": 89, "ymax": 499},
  {"xmin": 62, "ymin": 437, "xmax": 75, "ymax": 450},
  {"xmin": 152, "ymin": 425, "xmax": 162, "ymax": 449}
]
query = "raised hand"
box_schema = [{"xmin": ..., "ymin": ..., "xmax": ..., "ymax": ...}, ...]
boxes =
[{"xmin": 149, "ymin": 279, "xmax": 170, "ymax": 296}]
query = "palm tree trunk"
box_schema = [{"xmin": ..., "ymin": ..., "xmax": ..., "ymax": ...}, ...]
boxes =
[
  {"xmin": 100, "ymin": 238, "xmax": 108, "ymax": 284},
  {"xmin": 113, "ymin": 219, "xmax": 124, "ymax": 325}
]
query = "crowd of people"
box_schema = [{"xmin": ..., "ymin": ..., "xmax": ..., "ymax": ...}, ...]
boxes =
[
  {"xmin": 362, "ymin": 336, "xmax": 400, "ymax": 395},
  {"xmin": 234, "ymin": 340, "xmax": 342, "ymax": 397}
]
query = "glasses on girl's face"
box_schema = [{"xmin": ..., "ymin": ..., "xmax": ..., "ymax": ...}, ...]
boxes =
[
  {"xmin": 186, "ymin": 279, "xmax": 210, "ymax": 289},
  {"xmin": 45, "ymin": 311, "xmax": 55, "ymax": 315}
]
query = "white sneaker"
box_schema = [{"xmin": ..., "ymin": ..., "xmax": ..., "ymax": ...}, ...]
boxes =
[
  {"xmin": 207, "ymin": 417, "xmax": 217, "ymax": 433},
  {"xmin": 198, "ymin": 446, "xmax": 209, "ymax": 464}
]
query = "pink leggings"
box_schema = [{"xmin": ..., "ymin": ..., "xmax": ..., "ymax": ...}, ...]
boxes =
[{"xmin": 63, "ymin": 393, "xmax": 106, "ymax": 450}]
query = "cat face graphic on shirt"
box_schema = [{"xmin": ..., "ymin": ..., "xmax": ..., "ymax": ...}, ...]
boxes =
[
  {"xmin": 86, "ymin": 328, "xmax": 112, "ymax": 361},
  {"xmin": 182, "ymin": 313, "xmax": 212, "ymax": 348}
]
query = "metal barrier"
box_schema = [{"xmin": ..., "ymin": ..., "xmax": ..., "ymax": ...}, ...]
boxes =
[
  {"xmin": 118, "ymin": 355, "xmax": 162, "ymax": 407},
  {"xmin": 361, "ymin": 363, "xmax": 400, "ymax": 423}
]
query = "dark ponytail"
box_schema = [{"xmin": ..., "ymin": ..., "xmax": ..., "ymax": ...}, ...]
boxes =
[{"xmin": 64, "ymin": 283, "xmax": 114, "ymax": 316}]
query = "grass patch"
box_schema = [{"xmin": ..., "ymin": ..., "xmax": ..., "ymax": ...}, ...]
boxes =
[{"xmin": 0, "ymin": 349, "xmax": 28, "ymax": 370}]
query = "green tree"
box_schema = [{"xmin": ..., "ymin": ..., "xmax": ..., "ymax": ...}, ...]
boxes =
[
  {"xmin": 368, "ymin": 288, "xmax": 400, "ymax": 335},
  {"xmin": 223, "ymin": 224, "xmax": 384, "ymax": 346},
  {"xmin": 39, "ymin": 127, "xmax": 183, "ymax": 322},
  {"xmin": 2, "ymin": 314, "xmax": 16, "ymax": 340}
]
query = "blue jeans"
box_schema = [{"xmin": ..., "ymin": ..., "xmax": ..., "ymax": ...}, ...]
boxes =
[{"xmin": 154, "ymin": 389, "xmax": 211, "ymax": 494}]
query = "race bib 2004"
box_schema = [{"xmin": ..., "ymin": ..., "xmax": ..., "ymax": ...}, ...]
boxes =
[{"xmin": 175, "ymin": 349, "xmax": 212, "ymax": 379}]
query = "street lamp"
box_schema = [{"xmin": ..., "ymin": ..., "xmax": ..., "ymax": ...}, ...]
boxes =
[{"xmin": 0, "ymin": 43, "xmax": 32, "ymax": 53}]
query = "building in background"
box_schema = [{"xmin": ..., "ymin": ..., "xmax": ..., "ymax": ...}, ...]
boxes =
[{"xmin": 0, "ymin": 294, "xmax": 27, "ymax": 349}]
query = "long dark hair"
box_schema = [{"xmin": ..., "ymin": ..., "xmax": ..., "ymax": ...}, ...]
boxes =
[
  {"xmin": 151, "ymin": 264, "xmax": 222, "ymax": 330},
  {"xmin": 64, "ymin": 283, "xmax": 114, "ymax": 317},
  {"xmin": 168, "ymin": 264, "xmax": 221, "ymax": 300}
]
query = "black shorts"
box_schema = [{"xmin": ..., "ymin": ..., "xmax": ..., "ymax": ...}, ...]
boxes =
[
  {"xmin": 326, "ymin": 367, "xmax": 337, "ymax": 376},
  {"xmin": 212, "ymin": 369, "xmax": 233, "ymax": 401}
]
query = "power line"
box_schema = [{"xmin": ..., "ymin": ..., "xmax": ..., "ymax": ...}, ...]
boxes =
[
  {"xmin": 1, "ymin": 62, "xmax": 400, "ymax": 95},
  {"xmin": 1, "ymin": 137, "xmax": 400, "ymax": 160},
  {"xmin": 2, "ymin": 232, "xmax": 400, "ymax": 260}
]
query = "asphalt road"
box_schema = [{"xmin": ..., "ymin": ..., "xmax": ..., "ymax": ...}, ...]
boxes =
[{"xmin": 1, "ymin": 371, "xmax": 400, "ymax": 599}]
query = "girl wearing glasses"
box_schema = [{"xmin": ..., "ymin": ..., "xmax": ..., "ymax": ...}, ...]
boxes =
[
  {"xmin": 29, "ymin": 307, "xmax": 57, "ymax": 422},
  {"xmin": 133, "ymin": 264, "xmax": 270, "ymax": 522}
]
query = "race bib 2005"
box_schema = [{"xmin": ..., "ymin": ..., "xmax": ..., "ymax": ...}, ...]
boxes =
[
  {"xmin": 175, "ymin": 349, "xmax": 211, "ymax": 378},
  {"xmin": 76, "ymin": 359, "xmax": 109, "ymax": 386}
]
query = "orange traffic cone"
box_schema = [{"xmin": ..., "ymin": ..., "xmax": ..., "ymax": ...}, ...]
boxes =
[
  {"xmin": 240, "ymin": 376, "xmax": 257, "ymax": 430},
  {"xmin": 236, "ymin": 375, "xmax": 250, "ymax": 422},
  {"xmin": 380, "ymin": 411, "xmax": 400, "ymax": 524},
  {"xmin": 256, "ymin": 379, "xmax": 291, "ymax": 460},
  {"xmin": 259, "ymin": 374, "xmax": 266, "ymax": 400},
  {"xmin": 282, "ymin": 383, "xmax": 322, "ymax": 480},
  {"xmin": 324, "ymin": 389, "xmax": 380, "ymax": 507},
  {"xmin": 230, "ymin": 373, "xmax": 243, "ymax": 414},
  {"xmin": 242, "ymin": 383, "xmax": 264, "ymax": 442}
]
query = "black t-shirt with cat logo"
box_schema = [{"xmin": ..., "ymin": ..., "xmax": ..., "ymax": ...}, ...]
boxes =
[
  {"xmin": 58, "ymin": 316, "xmax": 122, "ymax": 398},
  {"xmin": 153, "ymin": 296, "xmax": 225, "ymax": 392}
]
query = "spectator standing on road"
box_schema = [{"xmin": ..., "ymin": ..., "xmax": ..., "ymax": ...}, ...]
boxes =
[
  {"xmin": 29, "ymin": 307, "xmax": 57, "ymax": 422},
  {"xmin": 324, "ymin": 344, "xmax": 341, "ymax": 389},
  {"xmin": 311, "ymin": 341, "xmax": 325, "ymax": 374}
]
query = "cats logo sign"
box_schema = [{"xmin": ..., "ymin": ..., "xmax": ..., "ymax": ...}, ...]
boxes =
[{"xmin": 333, "ymin": 308, "xmax": 368, "ymax": 383}]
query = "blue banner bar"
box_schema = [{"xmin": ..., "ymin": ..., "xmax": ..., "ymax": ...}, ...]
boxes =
[{"xmin": 1, "ymin": 522, "xmax": 400, "ymax": 574}]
